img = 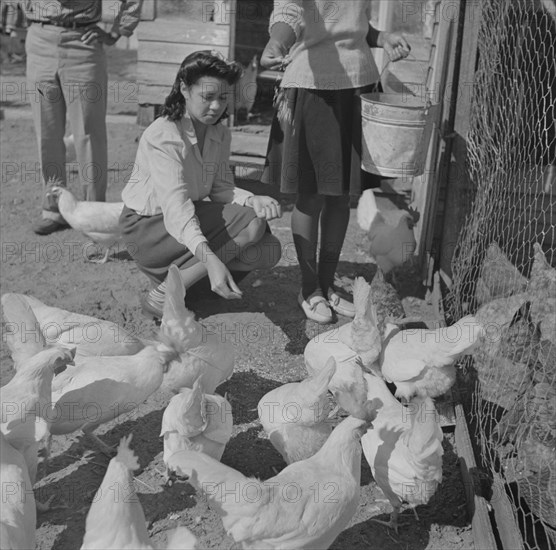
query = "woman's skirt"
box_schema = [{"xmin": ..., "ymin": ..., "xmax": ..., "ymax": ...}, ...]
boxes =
[
  {"xmin": 261, "ymin": 83, "xmax": 382, "ymax": 196},
  {"xmin": 120, "ymin": 201, "xmax": 259, "ymax": 284}
]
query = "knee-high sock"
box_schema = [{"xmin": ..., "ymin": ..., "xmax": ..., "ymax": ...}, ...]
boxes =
[
  {"xmin": 318, "ymin": 195, "xmax": 350, "ymax": 294},
  {"xmin": 292, "ymin": 194, "xmax": 323, "ymax": 297}
]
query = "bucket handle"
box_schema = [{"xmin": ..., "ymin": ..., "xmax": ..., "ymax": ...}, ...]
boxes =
[{"xmin": 372, "ymin": 53, "xmax": 433, "ymax": 109}]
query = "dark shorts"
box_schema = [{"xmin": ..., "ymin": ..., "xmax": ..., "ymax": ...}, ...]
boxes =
[
  {"xmin": 119, "ymin": 201, "xmax": 259, "ymax": 284},
  {"xmin": 262, "ymin": 84, "xmax": 382, "ymax": 196}
]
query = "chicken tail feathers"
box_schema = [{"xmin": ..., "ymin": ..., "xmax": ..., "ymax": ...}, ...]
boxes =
[
  {"xmin": 301, "ymin": 357, "xmax": 336, "ymax": 398},
  {"xmin": 1, "ymin": 293, "xmax": 47, "ymax": 367},
  {"xmin": 159, "ymin": 266, "xmax": 203, "ymax": 356},
  {"xmin": 447, "ymin": 315, "xmax": 485, "ymax": 358},
  {"xmin": 356, "ymin": 189, "xmax": 381, "ymax": 232},
  {"xmin": 403, "ymin": 397, "xmax": 444, "ymax": 463}
]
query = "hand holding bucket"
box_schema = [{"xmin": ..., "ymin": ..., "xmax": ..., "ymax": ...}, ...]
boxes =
[{"xmin": 361, "ymin": 53, "xmax": 440, "ymax": 178}]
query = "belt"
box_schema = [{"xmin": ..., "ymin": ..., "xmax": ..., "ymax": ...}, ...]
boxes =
[{"xmin": 32, "ymin": 20, "xmax": 96, "ymax": 30}]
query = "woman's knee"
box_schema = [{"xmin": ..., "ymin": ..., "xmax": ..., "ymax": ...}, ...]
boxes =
[
  {"xmin": 261, "ymin": 233, "xmax": 282, "ymax": 268},
  {"xmin": 243, "ymin": 217, "xmax": 267, "ymax": 243}
]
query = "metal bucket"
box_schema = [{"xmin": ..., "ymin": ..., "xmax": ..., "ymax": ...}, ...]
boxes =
[{"xmin": 361, "ymin": 92, "xmax": 440, "ymax": 177}]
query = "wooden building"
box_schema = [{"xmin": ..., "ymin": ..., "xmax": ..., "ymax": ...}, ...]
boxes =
[{"xmin": 135, "ymin": 0, "xmax": 274, "ymax": 125}]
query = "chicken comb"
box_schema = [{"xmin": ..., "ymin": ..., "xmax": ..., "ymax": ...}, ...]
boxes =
[
  {"xmin": 46, "ymin": 176, "xmax": 64, "ymax": 188},
  {"xmin": 114, "ymin": 434, "xmax": 140, "ymax": 472},
  {"xmin": 351, "ymin": 397, "xmax": 383, "ymax": 424}
]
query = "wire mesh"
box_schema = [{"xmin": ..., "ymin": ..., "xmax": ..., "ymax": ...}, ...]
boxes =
[{"xmin": 446, "ymin": 1, "xmax": 556, "ymax": 548}]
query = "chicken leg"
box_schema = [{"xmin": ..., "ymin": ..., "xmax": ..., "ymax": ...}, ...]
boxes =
[
  {"xmin": 371, "ymin": 506, "xmax": 401, "ymax": 534},
  {"xmin": 36, "ymin": 494, "xmax": 68, "ymax": 513},
  {"xmin": 84, "ymin": 242, "xmax": 112, "ymax": 264},
  {"xmin": 82, "ymin": 426, "xmax": 116, "ymax": 456},
  {"xmin": 372, "ymin": 506, "xmax": 420, "ymax": 534}
]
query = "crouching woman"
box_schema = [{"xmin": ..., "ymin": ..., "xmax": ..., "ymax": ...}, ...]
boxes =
[{"xmin": 119, "ymin": 50, "xmax": 282, "ymax": 319}]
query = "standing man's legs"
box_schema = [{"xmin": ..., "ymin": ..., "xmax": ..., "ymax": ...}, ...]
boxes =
[
  {"xmin": 26, "ymin": 23, "xmax": 68, "ymax": 232},
  {"xmin": 59, "ymin": 30, "xmax": 108, "ymax": 202}
]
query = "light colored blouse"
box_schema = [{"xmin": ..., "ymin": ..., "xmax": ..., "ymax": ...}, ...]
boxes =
[
  {"xmin": 121, "ymin": 113, "xmax": 253, "ymax": 255},
  {"xmin": 270, "ymin": 0, "xmax": 380, "ymax": 90}
]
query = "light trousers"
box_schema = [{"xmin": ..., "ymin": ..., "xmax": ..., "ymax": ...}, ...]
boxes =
[{"xmin": 25, "ymin": 23, "xmax": 108, "ymax": 221}]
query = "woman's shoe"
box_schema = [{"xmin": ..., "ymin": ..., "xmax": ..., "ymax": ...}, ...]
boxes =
[
  {"xmin": 298, "ymin": 289, "xmax": 334, "ymax": 324},
  {"xmin": 327, "ymin": 289, "xmax": 356, "ymax": 318},
  {"xmin": 140, "ymin": 292, "xmax": 164, "ymax": 320}
]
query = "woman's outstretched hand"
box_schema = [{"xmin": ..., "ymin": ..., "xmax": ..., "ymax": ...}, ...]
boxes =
[
  {"xmin": 205, "ymin": 254, "xmax": 243, "ymax": 299},
  {"xmin": 247, "ymin": 195, "xmax": 282, "ymax": 221}
]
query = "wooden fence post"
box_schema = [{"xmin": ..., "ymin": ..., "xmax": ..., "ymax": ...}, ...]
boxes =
[{"xmin": 437, "ymin": 0, "xmax": 482, "ymax": 288}]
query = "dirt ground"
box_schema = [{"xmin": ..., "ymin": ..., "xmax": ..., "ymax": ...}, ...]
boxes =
[{"xmin": 1, "ymin": 48, "xmax": 473, "ymax": 549}]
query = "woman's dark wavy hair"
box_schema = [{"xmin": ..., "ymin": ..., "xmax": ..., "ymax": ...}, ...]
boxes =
[{"xmin": 161, "ymin": 50, "xmax": 243, "ymax": 122}]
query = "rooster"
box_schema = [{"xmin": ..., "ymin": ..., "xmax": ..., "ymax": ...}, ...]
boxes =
[
  {"xmin": 81, "ymin": 435, "xmax": 198, "ymax": 549},
  {"xmin": 45, "ymin": 180, "xmax": 124, "ymax": 263},
  {"xmin": 166, "ymin": 399, "xmax": 382, "ymax": 550},
  {"xmin": 161, "ymin": 376, "xmax": 233, "ymax": 484},
  {"xmin": 258, "ymin": 358, "xmax": 336, "ymax": 464},
  {"xmin": 304, "ymin": 277, "xmax": 382, "ymax": 416},
  {"xmin": 360, "ymin": 368, "xmax": 443, "ymax": 533},
  {"xmin": 380, "ymin": 314, "xmax": 484, "ymax": 400},
  {"xmin": 356, "ymin": 189, "xmax": 416, "ymax": 274},
  {"xmin": 0, "ymin": 432, "xmax": 37, "ymax": 550}
]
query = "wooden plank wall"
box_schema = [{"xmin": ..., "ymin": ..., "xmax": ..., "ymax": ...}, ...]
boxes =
[
  {"xmin": 136, "ymin": 0, "xmax": 273, "ymax": 124},
  {"xmin": 137, "ymin": 17, "xmax": 233, "ymax": 107},
  {"xmin": 137, "ymin": 21, "xmax": 232, "ymax": 105}
]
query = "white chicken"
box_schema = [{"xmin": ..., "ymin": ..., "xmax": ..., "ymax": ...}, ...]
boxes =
[
  {"xmin": 0, "ymin": 432, "xmax": 36, "ymax": 550},
  {"xmin": 166, "ymin": 399, "xmax": 382, "ymax": 550},
  {"xmin": 45, "ymin": 182, "xmax": 124, "ymax": 263},
  {"xmin": 2, "ymin": 292, "xmax": 144, "ymax": 361},
  {"xmin": 160, "ymin": 265, "xmax": 235, "ymax": 395},
  {"xmin": 1, "ymin": 293, "xmax": 48, "ymax": 369},
  {"xmin": 360, "ymin": 369, "xmax": 443, "ymax": 532},
  {"xmin": 81, "ymin": 435, "xmax": 198, "ymax": 550},
  {"xmin": 380, "ymin": 314, "xmax": 484, "ymax": 400},
  {"xmin": 161, "ymin": 376, "xmax": 233, "ymax": 483},
  {"xmin": 48, "ymin": 283, "xmax": 198, "ymax": 453},
  {"xmin": 1, "ymin": 345, "xmax": 76, "ymax": 484},
  {"xmin": 258, "ymin": 357, "xmax": 336, "ymax": 464},
  {"xmin": 356, "ymin": 188, "xmax": 417, "ymax": 274},
  {"xmin": 304, "ymin": 277, "xmax": 382, "ymax": 416}
]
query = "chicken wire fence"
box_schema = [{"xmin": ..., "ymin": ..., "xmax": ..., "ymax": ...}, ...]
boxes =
[{"xmin": 444, "ymin": 0, "xmax": 556, "ymax": 549}]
